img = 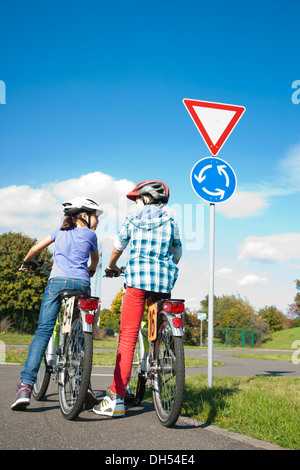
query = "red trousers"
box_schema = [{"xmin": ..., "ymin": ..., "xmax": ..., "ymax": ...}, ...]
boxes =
[{"xmin": 110, "ymin": 286, "xmax": 147, "ymax": 396}]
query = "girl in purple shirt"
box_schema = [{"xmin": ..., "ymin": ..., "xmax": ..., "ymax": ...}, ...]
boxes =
[{"xmin": 11, "ymin": 197, "xmax": 102, "ymax": 411}]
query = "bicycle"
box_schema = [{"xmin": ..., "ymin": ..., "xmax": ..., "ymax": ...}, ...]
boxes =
[
  {"xmin": 21, "ymin": 259, "xmax": 100, "ymax": 420},
  {"xmin": 105, "ymin": 268, "xmax": 185, "ymax": 428}
]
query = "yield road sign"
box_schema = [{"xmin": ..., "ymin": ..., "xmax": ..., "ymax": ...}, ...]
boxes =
[
  {"xmin": 191, "ymin": 157, "xmax": 237, "ymax": 204},
  {"xmin": 183, "ymin": 99, "xmax": 245, "ymax": 156}
]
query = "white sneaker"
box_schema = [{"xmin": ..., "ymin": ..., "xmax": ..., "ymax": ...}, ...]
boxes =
[{"xmin": 93, "ymin": 389, "xmax": 125, "ymax": 417}]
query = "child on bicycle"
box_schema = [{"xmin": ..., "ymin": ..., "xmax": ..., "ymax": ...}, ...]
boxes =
[
  {"xmin": 93, "ymin": 180, "xmax": 182, "ymax": 418},
  {"xmin": 11, "ymin": 197, "xmax": 102, "ymax": 411}
]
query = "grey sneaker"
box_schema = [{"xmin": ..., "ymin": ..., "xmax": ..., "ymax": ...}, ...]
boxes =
[
  {"xmin": 93, "ymin": 389, "xmax": 125, "ymax": 417},
  {"xmin": 11, "ymin": 383, "xmax": 33, "ymax": 411}
]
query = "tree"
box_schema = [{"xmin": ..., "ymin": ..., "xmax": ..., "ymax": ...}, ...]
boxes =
[
  {"xmin": 200, "ymin": 294, "xmax": 256, "ymax": 327},
  {"xmin": 200, "ymin": 293, "xmax": 268, "ymax": 346},
  {"xmin": 295, "ymin": 279, "xmax": 300, "ymax": 311},
  {"xmin": 287, "ymin": 280, "xmax": 300, "ymax": 327},
  {"xmin": 99, "ymin": 308, "xmax": 116, "ymax": 331},
  {"xmin": 0, "ymin": 232, "xmax": 53, "ymax": 333},
  {"xmin": 286, "ymin": 303, "xmax": 300, "ymax": 327},
  {"xmin": 183, "ymin": 308, "xmax": 207, "ymax": 346},
  {"xmin": 258, "ymin": 305, "xmax": 286, "ymax": 332}
]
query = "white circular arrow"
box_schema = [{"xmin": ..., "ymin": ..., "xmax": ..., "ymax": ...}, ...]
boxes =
[
  {"xmin": 217, "ymin": 165, "xmax": 229, "ymax": 187},
  {"xmin": 194, "ymin": 164, "xmax": 212, "ymax": 184},
  {"xmin": 202, "ymin": 187, "xmax": 225, "ymax": 200}
]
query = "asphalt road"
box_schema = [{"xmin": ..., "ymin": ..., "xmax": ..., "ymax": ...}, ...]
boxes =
[{"xmin": 1, "ymin": 348, "xmax": 297, "ymax": 452}]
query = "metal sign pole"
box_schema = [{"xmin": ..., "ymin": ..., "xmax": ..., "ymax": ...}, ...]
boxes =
[
  {"xmin": 186, "ymin": 98, "xmax": 244, "ymax": 387},
  {"xmin": 207, "ymin": 202, "xmax": 215, "ymax": 388}
]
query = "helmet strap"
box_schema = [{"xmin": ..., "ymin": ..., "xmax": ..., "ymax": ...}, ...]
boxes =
[
  {"xmin": 76, "ymin": 214, "xmax": 90, "ymax": 229},
  {"xmin": 141, "ymin": 195, "xmax": 156, "ymax": 205}
]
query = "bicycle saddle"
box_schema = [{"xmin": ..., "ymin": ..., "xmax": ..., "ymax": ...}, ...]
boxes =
[{"xmin": 60, "ymin": 290, "xmax": 89, "ymax": 301}]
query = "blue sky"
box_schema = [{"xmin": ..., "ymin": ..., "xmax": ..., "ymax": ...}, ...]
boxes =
[{"xmin": 0, "ymin": 0, "xmax": 299, "ymax": 313}]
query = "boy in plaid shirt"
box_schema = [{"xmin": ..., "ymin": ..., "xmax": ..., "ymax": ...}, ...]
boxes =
[{"xmin": 93, "ymin": 181, "xmax": 182, "ymax": 418}]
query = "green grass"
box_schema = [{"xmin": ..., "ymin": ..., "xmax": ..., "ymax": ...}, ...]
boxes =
[
  {"xmin": 92, "ymin": 352, "xmax": 117, "ymax": 365},
  {"xmin": 4, "ymin": 348, "xmax": 28, "ymax": 364},
  {"xmin": 260, "ymin": 327, "xmax": 300, "ymax": 350},
  {"xmin": 0, "ymin": 333, "xmax": 119, "ymax": 349},
  {"xmin": 182, "ymin": 374, "xmax": 300, "ymax": 450},
  {"xmin": 0, "ymin": 333, "xmax": 34, "ymax": 345},
  {"xmin": 185, "ymin": 357, "xmax": 225, "ymax": 368},
  {"xmin": 3, "ymin": 348, "xmax": 224, "ymax": 369},
  {"xmin": 93, "ymin": 337, "xmax": 118, "ymax": 349},
  {"xmin": 229, "ymin": 353, "xmax": 294, "ymax": 362}
]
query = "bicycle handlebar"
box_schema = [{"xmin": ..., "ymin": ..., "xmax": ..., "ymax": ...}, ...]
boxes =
[
  {"xmin": 20, "ymin": 259, "xmax": 97, "ymax": 278},
  {"xmin": 104, "ymin": 266, "xmax": 126, "ymax": 278},
  {"xmin": 19, "ymin": 259, "xmax": 50, "ymax": 276}
]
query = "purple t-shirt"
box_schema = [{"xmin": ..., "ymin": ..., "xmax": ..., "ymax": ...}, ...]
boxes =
[{"xmin": 49, "ymin": 226, "xmax": 98, "ymax": 282}]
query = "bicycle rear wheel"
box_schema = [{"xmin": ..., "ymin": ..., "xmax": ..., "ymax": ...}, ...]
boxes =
[
  {"xmin": 58, "ymin": 316, "xmax": 93, "ymax": 420},
  {"xmin": 152, "ymin": 315, "xmax": 185, "ymax": 427}
]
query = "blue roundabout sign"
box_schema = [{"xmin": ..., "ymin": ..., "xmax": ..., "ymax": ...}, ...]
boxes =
[{"xmin": 190, "ymin": 157, "xmax": 237, "ymax": 204}]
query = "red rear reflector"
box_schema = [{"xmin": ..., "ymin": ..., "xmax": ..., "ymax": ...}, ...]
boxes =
[
  {"xmin": 85, "ymin": 314, "xmax": 94, "ymax": 324},
  {"xmin": 163, "ymin": 302, "xmax": 185, "ymax": 313},
  {"xmin": 78, "ymin": 298, "xmax": 98, "ymax": 310},
  {"xmin": 172, "ymin": 317, "xmax": 182, "ymax": 328}
]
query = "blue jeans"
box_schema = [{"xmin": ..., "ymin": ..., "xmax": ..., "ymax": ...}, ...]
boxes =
[{"xmin": 20, "ymin": 277, "xmax": 91, "ymax": 385}]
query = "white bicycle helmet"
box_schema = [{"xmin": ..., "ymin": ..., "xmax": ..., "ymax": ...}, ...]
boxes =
[{"xmin": 62, "ymin": 197, "xmax": 103, "ymax": 217}]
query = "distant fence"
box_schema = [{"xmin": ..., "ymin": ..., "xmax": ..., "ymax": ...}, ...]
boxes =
[{"xmin": 215, "ymin": 327, "xmax": 254, "ymax": 348}]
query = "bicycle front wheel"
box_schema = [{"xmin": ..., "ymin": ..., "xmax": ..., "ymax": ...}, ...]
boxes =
[
  {"xmin": 126, "ymin": 334, "xmax": 146, "ymax": 406},
  {"xmin": 58, "ymin": 317, "xmax": 93, "ymax": 420},
  {"xmin": 32, "ymin": 353, "xmax": 51, "ymax": 401},
  {"xmin": 152, "ymin": 315, "xmax": 185, "ymax": 427}
]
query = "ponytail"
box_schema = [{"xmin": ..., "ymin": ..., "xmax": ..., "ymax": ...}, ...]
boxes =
[{"xmin": 60, "ymin": 215, "xmax": 77, "ymax": 231}]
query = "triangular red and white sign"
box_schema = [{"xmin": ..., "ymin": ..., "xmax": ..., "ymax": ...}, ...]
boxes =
[{"xmin": 183, "ymin": 98, "xmax": 245, "ymax": 156}]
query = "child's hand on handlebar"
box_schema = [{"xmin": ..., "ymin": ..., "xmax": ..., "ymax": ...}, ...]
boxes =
[
  {"xmin": 19, "ymin": 259, "xmax": 41, "ymax": 272},
  {"xmin": 105, "ymin": 266, "xmax": 121, "ymax": 277}
]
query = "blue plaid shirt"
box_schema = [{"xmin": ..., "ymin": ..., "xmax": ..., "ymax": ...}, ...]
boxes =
[{"xmin": 115, "ymin": 205, "xmax": 182, "ymax": 293}]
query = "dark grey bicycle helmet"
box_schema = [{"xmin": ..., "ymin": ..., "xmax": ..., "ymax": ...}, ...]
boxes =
[{"xmin": 126, "ymin": 180, "xmax": 170, "ymax": 204}]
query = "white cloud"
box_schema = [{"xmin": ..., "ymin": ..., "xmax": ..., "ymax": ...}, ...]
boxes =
[
  {"xmin": 0, "ymin": 185, "xmax": 61, "ymax": 238},
  {"xmin": 216, "ymin": 191, "xmax": 269, "ymax": 218},
  {"xmin": 0, "ymin": 185, "xmax": 59, "ymax": 216},
  {"xmin": 0, "ymin": 172, "xmax": 135, "ymax": 243},
  {"xmin": 238, "ymin": 233, "xmax": 300, "ymax": 264},
  {"xmin": 238, "ymin": 274, "xmax": 269, "ymax": 286},
  {"xmin": 52, "ymin": 172, "xmax": 134, "ymax": 210},
  {"xmin": 215, "ymin": 267, "xmax": 233, "ymax": 276}
]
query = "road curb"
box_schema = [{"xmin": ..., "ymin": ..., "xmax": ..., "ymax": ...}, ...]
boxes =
[{"xmin": 177, "ymin": 415, "xmax": 288, "ymax": 450}]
